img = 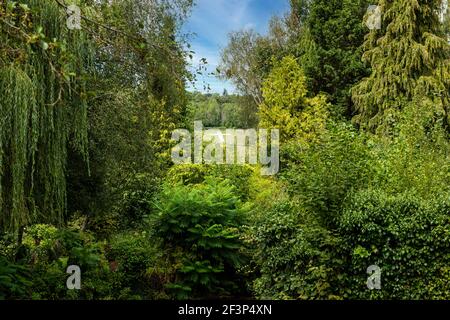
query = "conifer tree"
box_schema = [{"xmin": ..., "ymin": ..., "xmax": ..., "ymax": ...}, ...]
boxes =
[
  {"xmin": 259, "ymin": 56, "xmax": 329, "ymax": 144},
  {"xmin": 352, "ymin": 0, "xmax": 450, "ymax": 133},
  {"xmin": 300, "ymin": 0, "xmax": 370, "ymax": 110}
]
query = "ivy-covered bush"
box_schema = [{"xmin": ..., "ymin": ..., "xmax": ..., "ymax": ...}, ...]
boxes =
[
  {"xmin": 252, "ymin": 191, "xmax": 450, "ymax": 300},
  {"xmin": 339, "ymin": 190, "xmax": 450, "ymax": 299},
  {"xmin": 251, "ymin": 201, "xmax": 345, "ymax": 300}
]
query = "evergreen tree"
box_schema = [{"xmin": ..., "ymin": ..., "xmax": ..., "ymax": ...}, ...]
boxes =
[
  {"xmin": 352, "ymin": 0, "xmax": 450, "ymax": 133},
  {"xmin": 259, "ymin": 56, "xmax": 329, "ymax": 144},
  {"xmin": 289, "ymin": 0, "xmax": 370, "ymax": 114}
]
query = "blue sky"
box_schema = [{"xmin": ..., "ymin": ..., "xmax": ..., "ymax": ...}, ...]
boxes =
[{"xmin": 183, "ymin": 0, "xmax": 290, "ymax": 94}]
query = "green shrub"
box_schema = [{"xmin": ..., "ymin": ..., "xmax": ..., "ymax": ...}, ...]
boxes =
[
  {"xmin": 151, "ymin": 177, "xmax": 249, "ymax": 299},
  {"xmin": 165, "ymin": 164, "xmax": 254, "ymax": 201},
  {"xmin": 21, "ymin": 224, "xmax": 112, "ymax": 299},
  {"xmin": 117, "ymin": 173, "xmax": 160, "ymax": 229},
  {"xmin": 0, "ymin": 256, "xmax": 31, "ymax": 299},
  {"xmin": 339, "ymin": 189, "xmax": 450, "ymax": 299},
  {"xmin": 252, "ymin": 190, "xmax": 450, "ymax": 300},
  {"xmin": 251, "ymin": 201, "xmax": 344, "ymax": 300},
  {"xmin": 107, "ymin": 231, "xmax": 172, "ymax": 299},
  {"xmin": 281, "ymin": 122, "xmax": 375, "ymax": 227},
  {"xmin": 252, "ymin": 120, "xmax": 450, "ymax": 300},
  {"xmin": 165, "ymin": 164, "xmax": 209, "ymax": 186},
  {"xmin": 208, "ymin": 165, "xmax": 254, "ymax": 201}
]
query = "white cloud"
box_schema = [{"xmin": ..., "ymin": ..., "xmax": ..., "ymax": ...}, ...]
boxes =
[{"xmin": 183, "ymin": 0, "xmax": 289, "ymax": 93}]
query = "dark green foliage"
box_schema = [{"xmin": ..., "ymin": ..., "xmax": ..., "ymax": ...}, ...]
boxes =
[
  {"xmin": 1, "ymin": 0, "xmax": 450, "ymax": 302},
  {"xmin": 340, "ymin": 190, "xmax": 450, "ymax": 299},
  {"xmin": 251, "ymin": 119, "xmax": 450, "ymax": 299},
  {"xmin": 20, "ymin": 223, "xmax": 110, "ymax": 299},
  {"xmin": 252, "ymin": 190, "xmax": 450, "ymax": 300},
  {"xmin": 251, "ymin": 201, "xmax": 343, "ymax": 300},
  {"xmin": 281, "ymin": 122, "xmax": 375, "ymax": 227},
  {"xmin": 297, "ymin": 0, "xmax": 370, "ymax": 110},
  {"xmin": 0, "ymin": 223, "xmax": 172, "ymax": 300},
  {"xmin": 151, "ymin": 178, "xmax": 248, "ymax": 299},
  {"xmin": 0, "ymin": 256, "xmax": 31, "ymax": 299},
  {"xmin": 106, "ymin": 231, "xmax": 172, "ymax": 299}
]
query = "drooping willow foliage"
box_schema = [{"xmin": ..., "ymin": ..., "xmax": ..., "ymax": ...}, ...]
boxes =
[
  {"xmin": 0, "ymin": 0, "xmax": 93, "ymax": 232},
  {"xmin": 352, "ymin": 0, "xmax": 450, "ymax": 133}
]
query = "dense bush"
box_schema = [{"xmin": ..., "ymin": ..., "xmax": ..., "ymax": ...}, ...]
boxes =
[
  {"xmin": 0, "ymin": 256, "xmax": 31, "ymax": 299},
  {"xmin": 165, "ymin": 164, "xmax": 255, "ymax": 201},
  {"xmin": 20, "ymin": 224, "xmax": 111, "ymax": 299},
  {"xmin": 339, "ymin": 190, "xmax": 450, "ymax": 299},
  {"xmin": 251, "ymin": 201, "xmax": 345, "ymax": 300},
  {"xmin": 106, "ymin": 231, "xmax": 173, "ymax": 299},
  {"xmin": 165, "ymin": 164, "xmax": 210, "ymax": 186},
  {"xmin": 281, "ymin": 122, "xmax": 375, "ymax": 227},
  {"xmin": 151, "ymin": 177, "xmax": 249, "ymax": 299},
  {"xmin": 252, "ymin": 190, "xmax": 450, "ymax": 300},
  {"xmin": 251, "ymin": 120, "xmax": 450, "ymax": 300},
  {"xmin": 0, "ymin": 223, "xmax": 176, "ymax": 300}
]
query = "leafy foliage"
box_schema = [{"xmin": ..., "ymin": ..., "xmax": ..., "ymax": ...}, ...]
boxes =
[
  {"xmin": 340, "ymin": 190, "xmax": 450, "ymax": 299},
  {"xmin": 295, "ymin": 0, "xmax": 370, "ymax": 110},
  {"xmin": 0, "ymin": 256, "xmax": 31, "ymax": 300},
  {"xmin": 1, "ymin": 0, "xmax": 450, "ymax": 302},
  {"xmin": 251, "ymin": 118, "xmax": 450, "ymax": 300},
  {"xmin": 151, "ymin": 178, "xmax": 248, "ymax": 298}
]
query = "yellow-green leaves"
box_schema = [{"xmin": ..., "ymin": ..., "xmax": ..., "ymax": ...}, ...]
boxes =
[
  {"xmin": 261, "ymin": 56, "xmax": 308, "ymax": 110},
  {"xmin": 352, "ymin": 0, "xmax": 450, "ymax": 134},
  {"xmin": 259, "ymin": 56, "xmax": 330, "ymax": 144}
]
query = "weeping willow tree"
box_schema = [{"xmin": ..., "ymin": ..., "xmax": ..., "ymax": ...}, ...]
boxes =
[
  {"xmin": 352, "ymin": 0, "xmax": 450, "ymax": 134},
  {"xmin": 0, "ymin": 0, "xmax": 93, "ymax": 233}
]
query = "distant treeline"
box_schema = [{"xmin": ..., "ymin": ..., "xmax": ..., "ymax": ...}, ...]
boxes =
[{"xmin": 186, "ymin": 91, "xmax": 258, "ymax": 129}]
